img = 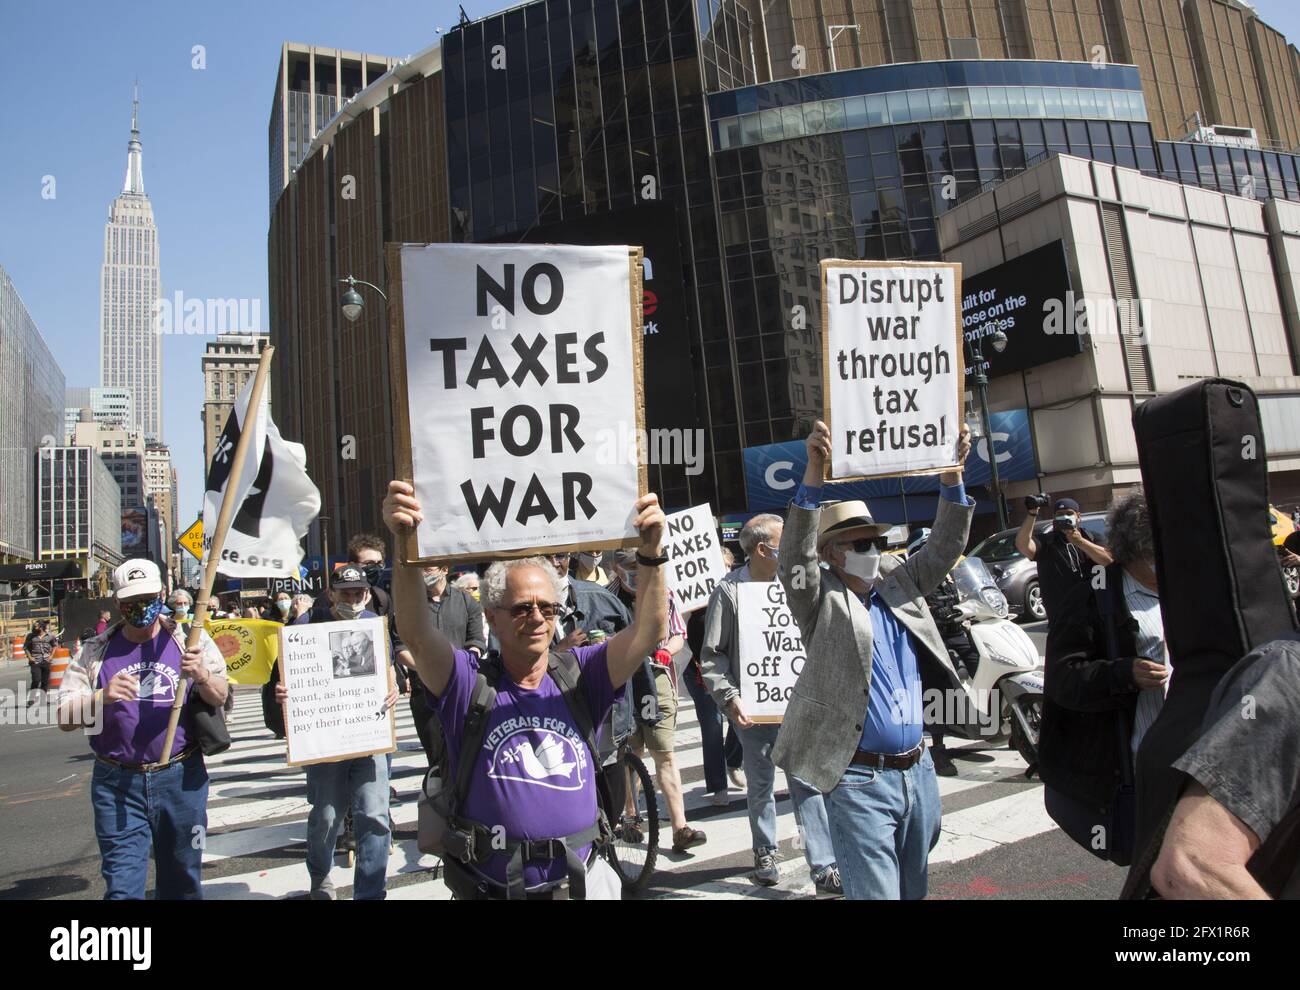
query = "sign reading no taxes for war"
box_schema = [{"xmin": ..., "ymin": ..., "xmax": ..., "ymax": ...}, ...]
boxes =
[
  {"xmin": 662, "ymin": 504, "xmax": 727, "ymax": 613},
  {"xmin": 821, "ymin": 260, "xmax": 964, "ymax": 481},
  {"xmin": 390, "ymin": 243, "xmax": 647, "ymax": 563},
  {"xmin": 736, "ymin": 581, "xmax": 806, "ymax": 722}
]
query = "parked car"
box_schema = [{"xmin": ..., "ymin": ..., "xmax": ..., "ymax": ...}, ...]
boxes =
[
  {"xmin": 968, "ymin": 512, "xmax": 1110, "ymax": 622},
  {"xmin": 1268, "ymin": 504, "xmax": 1299, "ymax": 596}
]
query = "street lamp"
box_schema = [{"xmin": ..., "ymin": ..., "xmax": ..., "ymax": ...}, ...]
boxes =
[
  {"xmin": 967, "ymin": 329, "xmax": 1010, "ymax": 530},
  {"xmin": 338, "ymin": 275, "xmax": 388, "ymax": 323}
]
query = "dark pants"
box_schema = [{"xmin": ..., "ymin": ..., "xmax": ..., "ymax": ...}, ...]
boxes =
[
  {"xmin": 409, "ymin": 684, "xmax": 438, "ymax": 766},
  {"xmin": 682, "ymin": 662, "xmax": 743, "ymax": 793},
  {"xmin": 90, "ymin": 751, "xmax": 209, "ymax": 899}
]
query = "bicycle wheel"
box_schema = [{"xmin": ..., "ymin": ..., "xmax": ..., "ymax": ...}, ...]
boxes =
[{"xmin": 605, "ymin": 750, "xmax": 659, "ymax": 893}]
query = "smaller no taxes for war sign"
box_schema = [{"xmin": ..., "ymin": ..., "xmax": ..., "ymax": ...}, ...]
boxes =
[{"xmin": 662, "ymin": 504, "xmax": 727, "ymax": 613}]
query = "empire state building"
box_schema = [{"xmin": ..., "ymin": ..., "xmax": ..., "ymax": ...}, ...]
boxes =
[{"xmin": 100, "ymin": 86, "xmax": 162, "ymax": 441}]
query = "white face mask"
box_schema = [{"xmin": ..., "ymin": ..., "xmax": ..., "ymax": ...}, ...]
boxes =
[
  {"xmin": 334, "ymin": 600, "xmax": 366, "ymax": 620},
  {"xmin": 842, "ymin": 547, "xmax": 881, "ymax": 584}
]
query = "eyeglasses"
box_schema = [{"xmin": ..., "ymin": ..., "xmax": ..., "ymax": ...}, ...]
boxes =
[
  {"xmin": 831, "ymin": 536, "xmax": 889, "ymax": 554},
  {"xmin": 499, "ymin": 601, "xmax": 560, "ymax": 620}
]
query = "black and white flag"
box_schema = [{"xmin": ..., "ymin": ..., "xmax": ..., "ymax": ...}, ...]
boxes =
[{"xmin": 202, "ymin": 375, "xmax": 321, "ymax": 577}]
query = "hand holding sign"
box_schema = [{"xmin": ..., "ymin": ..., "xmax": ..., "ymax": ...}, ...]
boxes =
[
  {"xmin": 803, "ymin": 420, "xmax": 832, "ymax": 486},
  {"xmin": 939, "ymin": 423, "xmax": 972, "ymax": 487},
  {"xmin": 632, "ymin": 492, "xmax": 666, "ymax": 555},
  {"xmin": 383, "ymin": 480, "xmax": 423, "ymax": 533}
]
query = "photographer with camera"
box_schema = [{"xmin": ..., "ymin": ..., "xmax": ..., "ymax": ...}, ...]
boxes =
[{"xmin": 1015, "ymin": 495, "xmax": 1112, "ymax": 624}]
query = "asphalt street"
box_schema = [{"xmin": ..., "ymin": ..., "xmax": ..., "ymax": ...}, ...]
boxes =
[{"xmin": 0, "ymin": 618, "xmax": 1126, "ymax": 901}]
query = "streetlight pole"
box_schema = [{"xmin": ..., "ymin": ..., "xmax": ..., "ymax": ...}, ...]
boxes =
[
  {"xmin": 338, "ymin": 275, "xmax": 387, "ymax": 322},
  {"xmin": 968, "ymin": 331, "xmax": 1010, "ymax": 531}
]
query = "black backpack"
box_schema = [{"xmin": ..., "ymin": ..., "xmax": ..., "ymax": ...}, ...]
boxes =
[{"xmin": 419, "ymin": 649, "xmax": 612, "ymax": 900}]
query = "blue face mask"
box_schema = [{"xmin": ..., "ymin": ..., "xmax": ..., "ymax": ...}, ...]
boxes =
[{"xmin": 122, "ymin": 597, "xmax": 164, "ymax": 628}]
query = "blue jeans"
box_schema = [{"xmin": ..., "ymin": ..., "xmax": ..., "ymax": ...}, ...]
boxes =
[
  {"xmin": 90, "ymin": 751, "xmax": 208, "ymax": 900},
  {"xmin": 306, "ymin": 754, "xmax": 390, "ymax": 899},
  {"xmin": 736, "ymin": 722, "xmax": 836, "ymax": 878},
  {"xmin": 825, "ymin": 748, "xmax": 941, "ymax": 900},
  {"xmin": 682, "ymin": 667, "xmax": 740, "ymax": 793}
]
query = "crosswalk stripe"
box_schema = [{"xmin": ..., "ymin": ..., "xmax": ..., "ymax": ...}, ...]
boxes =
[{"xmin": 197, "ymin": 689, "xmax": 1050, "ymax": 899}]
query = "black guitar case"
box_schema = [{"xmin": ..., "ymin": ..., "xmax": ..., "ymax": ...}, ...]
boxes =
[{"xmin": 1122, "ymin": 379, "xmax": 1296, "ymax": 898}]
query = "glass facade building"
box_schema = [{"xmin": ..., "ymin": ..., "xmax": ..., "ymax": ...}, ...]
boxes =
[
  {"xmin": 270, "ymin": 0, "xmax": 1300, "ymax": 535},
  {"xmin": 0, "ymin": 265, "xmax": 65, "ymax": 561}
]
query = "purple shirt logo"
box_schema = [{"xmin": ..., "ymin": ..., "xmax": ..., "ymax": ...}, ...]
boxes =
[{"xmin": 485, "ymin": 720, "xmax": 588, "ymax": 792}]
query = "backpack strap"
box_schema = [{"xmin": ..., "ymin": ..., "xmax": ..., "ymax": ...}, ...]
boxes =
[
  {"xmin": 449, "ymin": 654, "xmax": 502, "ymax": 817},
  {"xmin": 1095, "ymin": 567, "xmax": 1135, "ymax": 787},
  {"xmin": 547, "ymin": 649, "xmax": 601, "ymax": 762}
]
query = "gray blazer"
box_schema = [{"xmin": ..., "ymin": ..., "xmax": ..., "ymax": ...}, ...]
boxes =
[{"xmin": 772, "ymin": 495, "xmax": 974, "ymax": 793}]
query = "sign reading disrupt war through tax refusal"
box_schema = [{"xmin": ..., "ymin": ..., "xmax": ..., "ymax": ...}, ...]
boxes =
[
  {"xmin": 662, "ymin": 504, "xmax": 727, "ymax": 614},
  {"xmin": 389, "ymin": 243, "xmax": 646, "ymax": 564},
  {"xmin": 736, "ymin": 581, "xmax": 806, "ymax": 722},
  {"xmin": 821, "ymin": 260, "xmax": 965, "ymax": 481}
]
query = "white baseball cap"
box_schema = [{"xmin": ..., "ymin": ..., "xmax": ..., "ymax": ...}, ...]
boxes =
[{"xmin": 112, "ymin": 559, "xmax": 162, "ymax": 599}]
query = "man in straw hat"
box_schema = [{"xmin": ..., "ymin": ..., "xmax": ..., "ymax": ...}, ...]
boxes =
[{"xmin": 773, "ymin": 419, "xmax": 974, "ymax": 900}]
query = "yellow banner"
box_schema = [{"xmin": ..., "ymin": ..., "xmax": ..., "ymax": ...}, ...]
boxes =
[{"xmin": 207, "ymin": 618, "xmax": 280, "ymax": 685}]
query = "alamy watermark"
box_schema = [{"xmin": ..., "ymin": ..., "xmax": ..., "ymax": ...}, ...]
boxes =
[{"xmin": 152, "ymin": 291, "xmax": 262, "ymax": 335}]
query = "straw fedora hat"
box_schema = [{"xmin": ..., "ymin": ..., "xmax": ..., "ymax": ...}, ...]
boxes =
[{"xmin": 816, "ymin": 500, "xmax": 881, "ymax": 549}]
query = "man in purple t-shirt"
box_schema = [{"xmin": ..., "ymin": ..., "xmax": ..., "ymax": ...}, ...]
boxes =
[
  {"xmin": 383, "ymin": 480, "xmax": 670, "ymax": 899},
  {"xmin": 57, "ymin": 559, "xmax": 228, "ymax": 899}
]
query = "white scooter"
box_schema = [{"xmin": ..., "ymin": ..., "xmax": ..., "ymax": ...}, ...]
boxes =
[{"xmin": 926, "ymin": 557, "xmax": 1044, "ymax": 770}]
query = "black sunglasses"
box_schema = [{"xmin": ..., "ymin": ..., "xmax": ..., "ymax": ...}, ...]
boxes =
[
  {"xmin": 499, "ymin": 601, "xmax": 560, "ymax": 620},
  {"xmin": 833, "ymin": 536, "xmax": 890, "ymax": 553}
]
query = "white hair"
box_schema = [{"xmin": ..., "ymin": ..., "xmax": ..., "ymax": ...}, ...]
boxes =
[
  {"xmin": 453, "ymin": 572, "xmax": 480, "ymax": 589},
  {"xmin": 482, "ymin": 557, "xmax": 564, "ymax": 610},
  {"xmin": 739, "ymin": 513, "xmax": 783, "ymax": 556}
]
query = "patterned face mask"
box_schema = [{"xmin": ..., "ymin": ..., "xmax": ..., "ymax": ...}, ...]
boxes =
[{"xmin": 121, "ymin": 597, "xmax": 164, "ymax": 628}]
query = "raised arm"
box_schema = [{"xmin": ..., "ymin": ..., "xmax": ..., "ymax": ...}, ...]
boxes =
[
  {"xmin": 1015, "ymin": 507, "xmax": 1039, "ymax": 560},
  {"xmin": 778, "ymin": 421, "xmax": 829, "ymax": 628},
  {"xmin": 605, "ymin": 494, "xmax": 669, "ymax": 689},
  {"xmin": 383, "ymin": 481, "xmax": 456, "ymax": 697}
]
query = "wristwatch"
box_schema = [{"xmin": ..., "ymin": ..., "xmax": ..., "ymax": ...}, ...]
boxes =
[{"xmin": 636, "ymin": 550, "xmax": 669, "ymax": 567}]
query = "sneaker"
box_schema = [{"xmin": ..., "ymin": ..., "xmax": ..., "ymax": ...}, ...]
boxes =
[
  {"xmin": 309, "ymin": 879, "xmax": 336, "ymax": 900},
  {"xmin": 671, "ymin": 826, "xmax": 707, "ymax": 853},
  {"xmin": 931, "ymin": 745, "xmax": 958, "ymax": 777},
  {"xmin": 707, "ymin": 790, "xmax": 732, "ymax": 807},
  {"xmin": 618, "ymin": 820, "xmax": 644, "ymax": 845},
  {"xmin": 753, "ymin": 852, "xmax": 780, "ymax": 886},
  {"xmin": 389, "ymin": 786, "xmax": 399, "ymax": 805},
  {"xmin": 814, "ymin": 866, "xmax": 843, "ymax": 897},
  {"xmin": 728, "ymin": 767, "xmax": 747, "ymax": 789}
]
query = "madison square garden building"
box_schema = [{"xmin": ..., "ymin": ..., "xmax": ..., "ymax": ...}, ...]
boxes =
[{"xmin": 269, "ymin": 0, "xmax": 1300, "ymax": 552}]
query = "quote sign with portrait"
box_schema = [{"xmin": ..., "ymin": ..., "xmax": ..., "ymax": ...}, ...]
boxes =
[{"xmin": 279, "ymin": 616, "xmax": 395, "ymax": 766}]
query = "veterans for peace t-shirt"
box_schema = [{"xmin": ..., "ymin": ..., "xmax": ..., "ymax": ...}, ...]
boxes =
[
  {"xmin": 93, "ymin": 630, "xmax": 192, "ymax": 765},
  {"xmin": 431, "ymin": 643, "xmax": 622, "ymax": 890}
]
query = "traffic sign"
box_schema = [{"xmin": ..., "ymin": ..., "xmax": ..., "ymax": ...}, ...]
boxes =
[{"xmin": 177, "ymin": 518, "xmax": 204, "ymax": 560}]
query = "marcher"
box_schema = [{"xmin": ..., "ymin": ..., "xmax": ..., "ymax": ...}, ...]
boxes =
[
  {"xmin": 572, "ymin": 549, "xmax": 610, "ymax": 585},
  {"xmin": 700, "ymin": 513, "xmax": 840, "ymax": 893},
  {"xmin": 774, "ymin": 420, "xmax": 973, "ymax": 900},
  {"xmin": 24, "ymin": 620, "xmax": 58, "ymax": 698},
  {"xmin": 383, "ymin": 479, "xmax": 669, "ymax": 899},
  {"xmin": 167, "ymin": 590, "xmax": 193, "ymax": 622},
  {"xmin": 1041, "ymin": 487, "xmax": 1165, "ymax": 865},
  {"xmin": 94, "ymin": 610, "xmax": 111, "ymax": 635},
  {"xmin": 1015, "ymin": 496, "xmax": 1112, "ymax": 624},
  {"xmin": 405, "ymin": 563, "xmax": 486, "ymax": 765},
  {"xmin": 613, "ymin": 552, "xmax": 706, "ymax": 854},
  {"xmin": 548, "ymin": 551, "xmax": 631, "ymax": 649},
  {"xmin": 274, "ymin": 565, "xmax": 399, "ymax": 899},
  {"xmin": 1150, "ymin": 637, "xmax": 1300, "ymax": 898},
  {"xmin": 57, "ymin": 560, "xmax": 228, "ymax": 899}
]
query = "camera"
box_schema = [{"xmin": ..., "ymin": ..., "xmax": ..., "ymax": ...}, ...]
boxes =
[
  {"xmin": 1054, "ymin": 514, "xmax": 1078, "ymax": 533},
  {"xmin": 1024, "ymin": 493, "xmax": 1049, "ymax": 511}
]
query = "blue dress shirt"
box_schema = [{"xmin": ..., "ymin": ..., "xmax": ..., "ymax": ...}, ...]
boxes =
[{"xmin": 792, "ymin": 479, "xmax": 970, "ymax": 754}]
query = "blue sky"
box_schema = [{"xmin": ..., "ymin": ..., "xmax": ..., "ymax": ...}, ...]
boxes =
[{"xmin": 2, "ymin": 0, "xmax": 1299, "ymax": 525}]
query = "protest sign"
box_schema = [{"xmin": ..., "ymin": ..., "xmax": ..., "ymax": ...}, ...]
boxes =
[
  {"xmin": 206, "ymin": 618, "xmax": 279, "ymax": 685},
  {"xmin": 736, "ymin": 581, "xmax": 805, "ymax": 722},
  {"xmin": 279, "ymin": 617, "xmax": 395, "ymax": 766},
  {"xmin": 388, "ymin": 242, "xmax": 647, "ymax": 564},
  {"xmin": 662, "ymin": 504, "xmax": 727, "ymax": 613},
  {"xmin": 821, "ymin": 260, "xmax": 964, "ymax": 481}
]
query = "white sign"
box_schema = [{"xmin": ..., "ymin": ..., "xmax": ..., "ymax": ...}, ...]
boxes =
[
  {"xmin": 736, "ymin": 582, "xmax": 806, "ymax": 721},
  {"xmin": 663, "ymin": 504, "xmax": 726, "ymax": 614},
  {"xmin": 823, "ymin": 260, "xmax": 963, "ymax": 480},
  {"xmin": 399, "ymin": 243, "xmax": 642, "ymax": 561},
  {"xmin": 280, "ymin": 617, "xmax": 395, "ymax": 766}
]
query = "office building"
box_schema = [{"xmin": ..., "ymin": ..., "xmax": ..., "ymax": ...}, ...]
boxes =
[
  {"xmin": 100, "ymin": 88, "xmax": 163, "ymax": 441},
  {"xmin": 0, "ymin": 265, "xmax": 65, "ymax": 562},
  {"xmin": 201, "ymin": 333, "xmax": 271, "ymax": 470},
  {"xmin": 37, "ymin": 446, "xmax": 123, "ymax": 574}
]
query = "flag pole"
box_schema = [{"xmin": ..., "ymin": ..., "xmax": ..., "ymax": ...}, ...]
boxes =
[{"xmin": 160, "ymin": 345, "xmax": 276, "ymax": 765}]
